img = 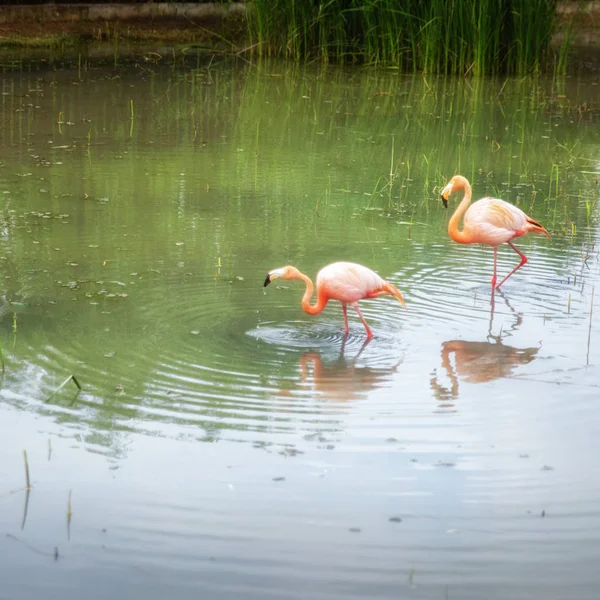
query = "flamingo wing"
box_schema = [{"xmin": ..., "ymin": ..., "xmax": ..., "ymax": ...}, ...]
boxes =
[
  {"xmin": 464, "ymin": 197, "xmax": 528, "ymax": 246},
  {"xmin": 317, "ymin": 262, "xmax": 385, "ymax": 303}
]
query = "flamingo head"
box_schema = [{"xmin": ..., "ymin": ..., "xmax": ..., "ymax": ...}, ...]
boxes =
[
  {"xmin": 441, "ymin": 175, "xmax": 468, "ymax": 208},
  {"xmin": 264, "ymin": 266, "xmax": 298, "ymax": 287}
]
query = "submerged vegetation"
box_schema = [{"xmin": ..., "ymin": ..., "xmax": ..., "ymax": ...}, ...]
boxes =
[{"xmin": 247, "ymin": 0, "xmax": 560, "ymax": 74}]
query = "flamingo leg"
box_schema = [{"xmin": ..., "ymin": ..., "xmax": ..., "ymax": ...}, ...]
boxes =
[
  {"xmin": 491, "ymin": 247, "xmax": 498, "ymax": 289},
  {"xmin": 342, "ymin": 303, "xmax": 349, "ymax": 336},
  {"xmin": 352, "ymin": 304, "xmax": 373, "ymax": 339},
  {"xmin": 496, "ymin": 241, "xmax": 528, "ymax": 289}
]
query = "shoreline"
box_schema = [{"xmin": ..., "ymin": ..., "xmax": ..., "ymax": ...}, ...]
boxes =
[
  {"xmin": 0, "ymin": 3, "xmax": 247, "ymax": 50},
  {"xmin": 0, "ymin": 1, "xmax": 598, "ymax": 70}
]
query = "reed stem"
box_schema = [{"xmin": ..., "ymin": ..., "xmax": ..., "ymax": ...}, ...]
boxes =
[
  {"xmin": 23, "ymin": 449, "xmax": 31, "ymax": 490},
  {"xmin": 247, "ymin": 0, "xmax": 561, "ymax": 74}
]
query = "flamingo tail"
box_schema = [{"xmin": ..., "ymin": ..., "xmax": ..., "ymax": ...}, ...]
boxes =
[{"xmin": 526, "ymin": 217, "xmax": 551, "ymax": 240}]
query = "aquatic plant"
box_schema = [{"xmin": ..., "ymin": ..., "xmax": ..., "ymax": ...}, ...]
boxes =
[
  {"xmin": 23, "ymin": 449, "xmax": 31, "ymax": 490},
  {"xmin": 247, "ymin": 0, "xmax": 560, "ymax": 74},
  {"xmin": 0, "ymin": 34, "xmax": 79, "ymax": 50}
]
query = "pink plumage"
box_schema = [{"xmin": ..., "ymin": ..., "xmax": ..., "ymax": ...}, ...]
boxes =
[
  {"xmin": 316, "ymin": 262, "xmax": 386, "ymax": 304},
  {"xmin": 441, "ymin": 175, "xmax": 551, "ymax": 290},
  {"xmin": 264, "ymin": 261, "xmax": 406, "ymax": 339}
]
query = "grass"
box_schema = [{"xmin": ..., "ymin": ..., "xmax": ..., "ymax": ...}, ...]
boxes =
[
  {"xmin": 247, "ymin": 0, "xmax": 561, "ymax": 74},
  {"xmin": 23, "ymin": 449, "xmax": 31, "ymax": 490},
  {"xmin": 46, "ymin": 375, "xmax": 82, "ymax": 403},
  {"xmin": 554, "ymin": 18, "xmax": 573, "ymax": 76},
  {"xmin": 0, "ymin": 3, "xmax": 566, "ymax": 73},
  {"xmin": 509, "ymin": 0, "xmax": 557, "ymax": 74},
  {"xmin": 0, "ymin": 34, "xmax": 79, "ymax": 49}
]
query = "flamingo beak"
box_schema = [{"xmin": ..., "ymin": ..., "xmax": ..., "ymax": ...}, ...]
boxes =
[
  {"xmin": 264, "ymin": 267, "xmax": 286, "ymax": 287},
  {"xmin": 398, "ymin": 292, "xmax": 407, "ymax": 309},
  {"xmin": 441, "ymin": 182, "xmax": 452, "ymax": 208}
]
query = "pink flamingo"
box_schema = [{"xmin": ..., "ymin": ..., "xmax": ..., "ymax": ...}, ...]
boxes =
[
  {"xmin": 441, "ymin": 175, "xmax": 551, "ymax": 289},
  {"xmin": 264, "ymin": 261, "xmax": 406, "ymax": 339}
]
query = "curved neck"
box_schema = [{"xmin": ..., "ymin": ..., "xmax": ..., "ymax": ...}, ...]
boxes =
[
  {"xmin": 440, "ymin": 344, "xmax": 459, "ymax": 397},
  {"xmin": 449, "ymin": 179, "xmax": 473, "ymax": 243},
  {"xmin": 297, "ymin": 272, "xmax": 328, "ymax": 315}
]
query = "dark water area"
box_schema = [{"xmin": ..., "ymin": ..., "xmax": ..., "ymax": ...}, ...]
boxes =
[{"xmin": 0, "ymin": 50, "xmax": 599, "ymax": 599}]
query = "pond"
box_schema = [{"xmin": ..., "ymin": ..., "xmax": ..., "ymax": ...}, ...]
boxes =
[{"xmin": 0, "ymin": 49, "xmax": 599, "ymax": 599}]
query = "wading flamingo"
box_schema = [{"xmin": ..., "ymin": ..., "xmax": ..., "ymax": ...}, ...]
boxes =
[
  {"xmin": 441, "ymin": 175, "xmax": 551, "ymax": 290},
  {"xmin": 264, "ymin": 261, "xmax": 406, "ymax": 339}
]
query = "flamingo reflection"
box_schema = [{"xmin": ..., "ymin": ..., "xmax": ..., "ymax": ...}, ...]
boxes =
[
  {"xmin": 430, "ymin": 339, "xmax": 539, "ymax": 403},
  {"xmin": 282, "ymin": 339, "xmax": 402, "ymax": 403},
  {"xmin": 431, "ymin": 291, "xmax": 539, "ymax": 405}
]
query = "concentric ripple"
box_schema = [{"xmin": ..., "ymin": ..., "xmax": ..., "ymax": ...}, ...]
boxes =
[
  {"xmin": 2, "ymin": 222, "xmax": 595, "ymax": 459},
  {"xmin": 395, "ymin": 239, "xmax": 586, "ymax": 332}
]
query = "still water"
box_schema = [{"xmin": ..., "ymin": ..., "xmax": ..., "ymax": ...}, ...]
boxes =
[{"xmin": 0, "ymin": 50, "xmax": 599, "ymax": 599}]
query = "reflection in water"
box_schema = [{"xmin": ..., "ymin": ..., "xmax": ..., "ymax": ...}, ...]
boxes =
[
  {"xmin": 431, "ymin": 295, "xmax": 539, "ymax": 404},
  {"xmin": 430, "ymin": 338, "xmax": 540, "ymax": 403},
  {"xmin": 21, "ymin": 488, "xmax": 30, "ymax": 531},
  {"xmin": 290, "ymin": 339, "xmax": 402, "ymax": 403}
]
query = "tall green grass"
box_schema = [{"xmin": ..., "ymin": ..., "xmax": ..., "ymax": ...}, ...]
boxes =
[{"xmin": 247, "ymin": 0, "xmax": 559, "ymax": 74}]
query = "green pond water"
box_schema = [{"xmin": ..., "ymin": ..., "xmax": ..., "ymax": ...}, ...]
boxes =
[{"xmin": 0, "ymin": 50, "xmax": 599, "ymax": 599}]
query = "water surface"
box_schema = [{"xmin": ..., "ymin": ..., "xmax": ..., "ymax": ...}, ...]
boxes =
[{"xmin": 0, "ymin": 53, "xmax": 599, "ymax": 599}]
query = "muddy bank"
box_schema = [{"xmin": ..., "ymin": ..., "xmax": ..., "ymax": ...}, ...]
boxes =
[
  {"xmin": 0, "ymin": 2, "xmax": 247, "ymax": 48},
  {"xmin": 0, "ymin": 2, "xmax": 246, "ymax": 24},
  {"xmin": 0, "ymin": 19, "xmax": 246, "ymax": 47}
]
